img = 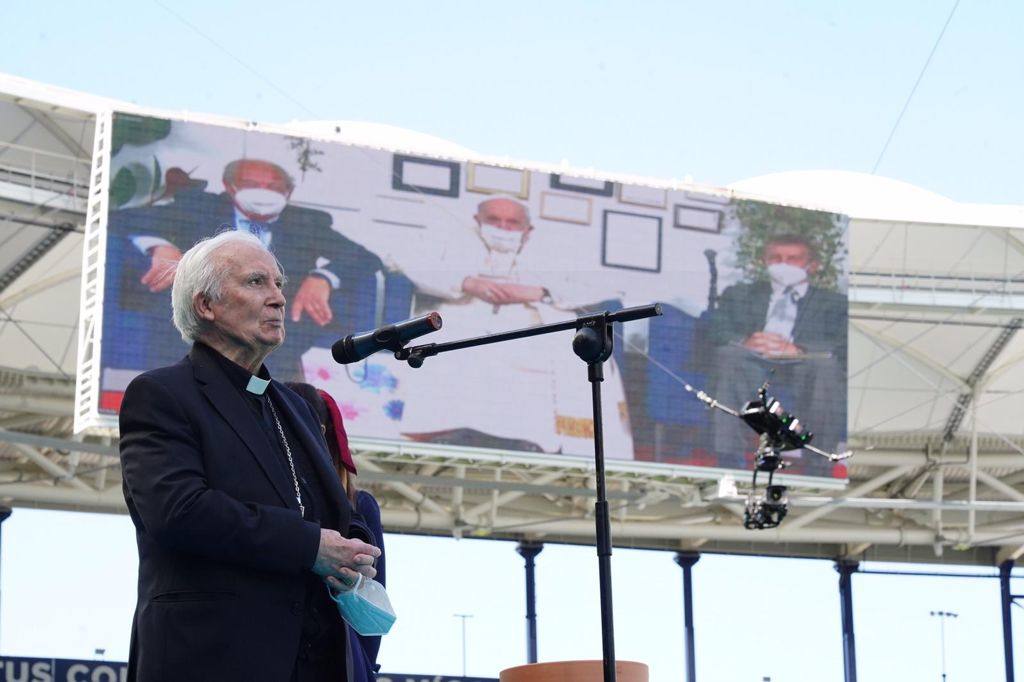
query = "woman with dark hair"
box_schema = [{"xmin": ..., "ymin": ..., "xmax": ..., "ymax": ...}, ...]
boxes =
[{"xmin": 287, "ymin": 381, "xmax": 386, "ymax": 681}]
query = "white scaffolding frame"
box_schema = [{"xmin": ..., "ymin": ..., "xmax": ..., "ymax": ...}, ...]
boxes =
[{"xmin": 72, "ymin": 110, "xmax": 112, "ymax": 435}]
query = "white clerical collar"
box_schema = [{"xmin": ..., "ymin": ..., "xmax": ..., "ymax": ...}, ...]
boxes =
[{"xmin": 246, "ymin": 375, "xmax": 271, "ymax": 395}]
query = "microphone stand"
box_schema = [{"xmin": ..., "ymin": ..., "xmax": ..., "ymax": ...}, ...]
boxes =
[{"xmin": 394, "ymin": 303, "xmax": 662, "ymax": 682}]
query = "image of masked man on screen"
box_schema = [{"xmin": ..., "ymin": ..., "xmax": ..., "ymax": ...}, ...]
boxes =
[
  {"xmin": 108, "ymin": 158, "xmax": 383, "ymax": 378},
  {"xmin": 707, "ymin": 233, "xmax": 847, "ymax": 474},
  {"xmin": 393, "ymin": 196, "xmax": 634, "ymax": 458}
]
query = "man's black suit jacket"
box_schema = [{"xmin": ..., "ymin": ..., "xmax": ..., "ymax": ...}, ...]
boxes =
[
  {"xmin": 109, "ymin": 189, "xmax": 384, "ymax": 311},
  {"xmin": 119, "ymin": 345, "xmax": 364, "ymax": 681},
  {"xmin": 709, "ymin": 280, "xmax": 847, "ymax": 359}
]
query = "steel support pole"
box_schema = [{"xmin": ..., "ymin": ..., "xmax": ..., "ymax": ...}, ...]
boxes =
[
  {"xmin": 517, "ymin": 541, "xmax": 544, "ymax": 664},
  {"xmin": 1000, "ymin": 560, "xmax": 1016, "ymax": 682},
  {"xmin": 836, "ymin": 561, "xmax": 859, "ymax": 682},
  {"xmin": 0, "ymin": 507, "xmax": 10, "ymax": 652},
  {"xmin": 674, "ymin": 552, "xmax": 700, "ymax": 682}
]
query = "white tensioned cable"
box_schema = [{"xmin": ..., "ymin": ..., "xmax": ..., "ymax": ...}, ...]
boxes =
[
  {"xmin": 858, "ymin": 0, "xmax": 963, "ymax": 271},
  {"xmin": 871, "ymin": 0, "xmax": 962, "ymax": 175}
]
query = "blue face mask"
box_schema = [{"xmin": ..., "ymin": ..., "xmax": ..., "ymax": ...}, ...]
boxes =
[{"xmin": 329, "ymin": 574, "xmax": 397, "ymax": 636}]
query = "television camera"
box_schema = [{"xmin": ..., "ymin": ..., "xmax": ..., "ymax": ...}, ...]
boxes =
[{"xmin": 685, "ymin": 380, "xmax": 851, "ymax": 530}]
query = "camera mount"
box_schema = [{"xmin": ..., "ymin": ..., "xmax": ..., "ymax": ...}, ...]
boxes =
[{"xmin": 684, "ymin": 379, "xmax": 851, "ymax": 530}]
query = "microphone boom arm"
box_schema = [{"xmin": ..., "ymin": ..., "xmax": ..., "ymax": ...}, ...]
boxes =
[{"xmin": 394, "ymin": 304, "xmax": 662, "ymax": 368}]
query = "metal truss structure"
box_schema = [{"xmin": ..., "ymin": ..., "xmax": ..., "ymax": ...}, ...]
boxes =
[{"xmin": 2, "ymin": 75, "xmax": 1024, "ymax": 570}]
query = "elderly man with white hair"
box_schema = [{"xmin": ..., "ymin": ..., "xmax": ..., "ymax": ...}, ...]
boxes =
[{"xmin": 118, "ymin": 230, "xmax": 381, "ymax": 682}]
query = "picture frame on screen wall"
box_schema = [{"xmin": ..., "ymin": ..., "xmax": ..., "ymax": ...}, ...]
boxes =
[
  {"xmin": 467, "ymin": 163, "xmax": 530, "ymax": 199},
  {"xmin": 601, "ymin": 210, "xmax": 662, "ymax": 273},
  {"xmin": 619, "ymin": 184, "xmax": 667, "ymax": 209},
  {"xmin": 540, "ymin": 191, "xmax": 592, "ymax": 225},
  {"xmin": 392, "ymin": 154, "xmax": 460, "ymax": 198},
  {"xmin": 673, "ymin": 204, "xmax": 722, "ymax": 233},
  {"xmin": 550, "ymin": 173, "xmax": 615, "ymax": 197}
]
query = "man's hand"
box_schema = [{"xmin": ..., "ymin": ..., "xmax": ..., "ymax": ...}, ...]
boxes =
[
  {"xmin": 495, "ymin": 283, "xmax": 545, "ymax": 304},
  {"xmin": 140, "ymin": 245, "xmax": 182, "ymax": 293},
  {"xmin": 462, "ymin": 276, "xmax": 511, "ymax": 304},
  {"xmin": 462, "ymin": 277, "xmax": 544, "ymax": 305},
  {"xmin": 312, "ymin": 529, "xmax": 380, "ymax": 583},
  {"xmin": 743, "ymin": 332, "xmax": 804, "ymax": 357},
  {"xmin": 291, "ymin": 276, "xmax": 332, "ymax": 326},
  {"xmin": 325, "ymin": 575, "xmax": 358, "ymax": 594}
]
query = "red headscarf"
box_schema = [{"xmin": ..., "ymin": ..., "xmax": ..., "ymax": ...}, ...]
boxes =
[{"xmin": 317, "ymin": 389, "xmax": 357, "ymax": 475}]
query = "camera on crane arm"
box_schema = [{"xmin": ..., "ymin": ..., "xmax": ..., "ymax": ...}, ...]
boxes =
[
  {"xmin": 683, "ymin": 376, "xmax": 851, "ymax": 530},
  {"xmin": 739, "ymin": 382, "xmax": 813, "ymax": 530}
]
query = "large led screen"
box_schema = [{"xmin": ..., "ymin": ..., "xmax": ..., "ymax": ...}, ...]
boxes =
[{"xmin": 98, "ymin": 113, "xmax": 849, "ymax": 478}]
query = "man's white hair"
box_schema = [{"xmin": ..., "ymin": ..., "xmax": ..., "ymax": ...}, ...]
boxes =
[{"xmin": 171, "ymin": 230, "xmax": 274, "ymax": 343}]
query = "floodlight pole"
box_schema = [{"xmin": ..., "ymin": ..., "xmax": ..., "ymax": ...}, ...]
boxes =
[
  {"xmin": 396, "ymin": 304, "xmax": 663, "ymax": 682},
  {"xmin": 454, "ymin": 613, "xmax": 473, "ymax": 677},
  {"xmin": 836, "ymin": 560, "xmax": 859, "ymax": 682},
  {"xmin": 929, "ymin": 609, "xmax": 958, "ymax": 682}
]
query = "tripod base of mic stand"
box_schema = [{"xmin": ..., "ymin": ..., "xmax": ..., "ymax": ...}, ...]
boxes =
[{"xmin": 500, "ymin": 660, "xmax": 649, "ymax": 682}]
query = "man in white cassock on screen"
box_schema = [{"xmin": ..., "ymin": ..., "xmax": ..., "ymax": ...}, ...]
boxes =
[{"xmin": 395, "ymin": 197, "xmax": 634, "ymax": 458}]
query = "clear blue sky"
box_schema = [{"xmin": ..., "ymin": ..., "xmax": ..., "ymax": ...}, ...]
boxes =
[
  {"xmin": 2, "ymin": 1, "xmax": 1024, "ymax": 680},
  {"xmin": 3, "ymin": 0, "xmax": 1023, "ymax": 204}
]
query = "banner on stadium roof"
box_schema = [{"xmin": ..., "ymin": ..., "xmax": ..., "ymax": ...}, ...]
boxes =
[{"xmin": 86, "ymin": 112, "xmax": 849, "ymax": 479}]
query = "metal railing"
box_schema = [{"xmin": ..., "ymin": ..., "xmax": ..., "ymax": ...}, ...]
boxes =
[{"xmin": 0, "ymin": 140, "xmax": 91, "ymax": 206}]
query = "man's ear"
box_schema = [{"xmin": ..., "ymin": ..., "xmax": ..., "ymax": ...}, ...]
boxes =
[
  {"xmin": 807, "ymin": 259, "xmax": 822, "ymax": 275},
  {"xmin": 194, "ymin": 292, "xmax": 216, "ymax": 322}
]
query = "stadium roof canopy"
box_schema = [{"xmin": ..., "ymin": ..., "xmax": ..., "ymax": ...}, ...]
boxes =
[{"xmin": 2, "ymin": 71, "xmax": 1023, "ymax": 567}]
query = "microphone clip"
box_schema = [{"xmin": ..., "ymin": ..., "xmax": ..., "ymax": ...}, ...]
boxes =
[
  {"xmin": 394, "ymin": 343, "xmax": 438, "ymax": 369},
  {"xmin": 572, "ymin": 313, "xmax": 614, "ymax": 365}
]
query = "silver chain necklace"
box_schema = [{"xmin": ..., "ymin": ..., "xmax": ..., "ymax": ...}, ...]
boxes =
[{"xmin": 266, "ymin": 398, "xmax": 305, "ymax": 518}]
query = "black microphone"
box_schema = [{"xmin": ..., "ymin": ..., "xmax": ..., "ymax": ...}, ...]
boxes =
[{"xmin": 331, "ymin": 312, "xmax": 443, "ymax": 364}]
